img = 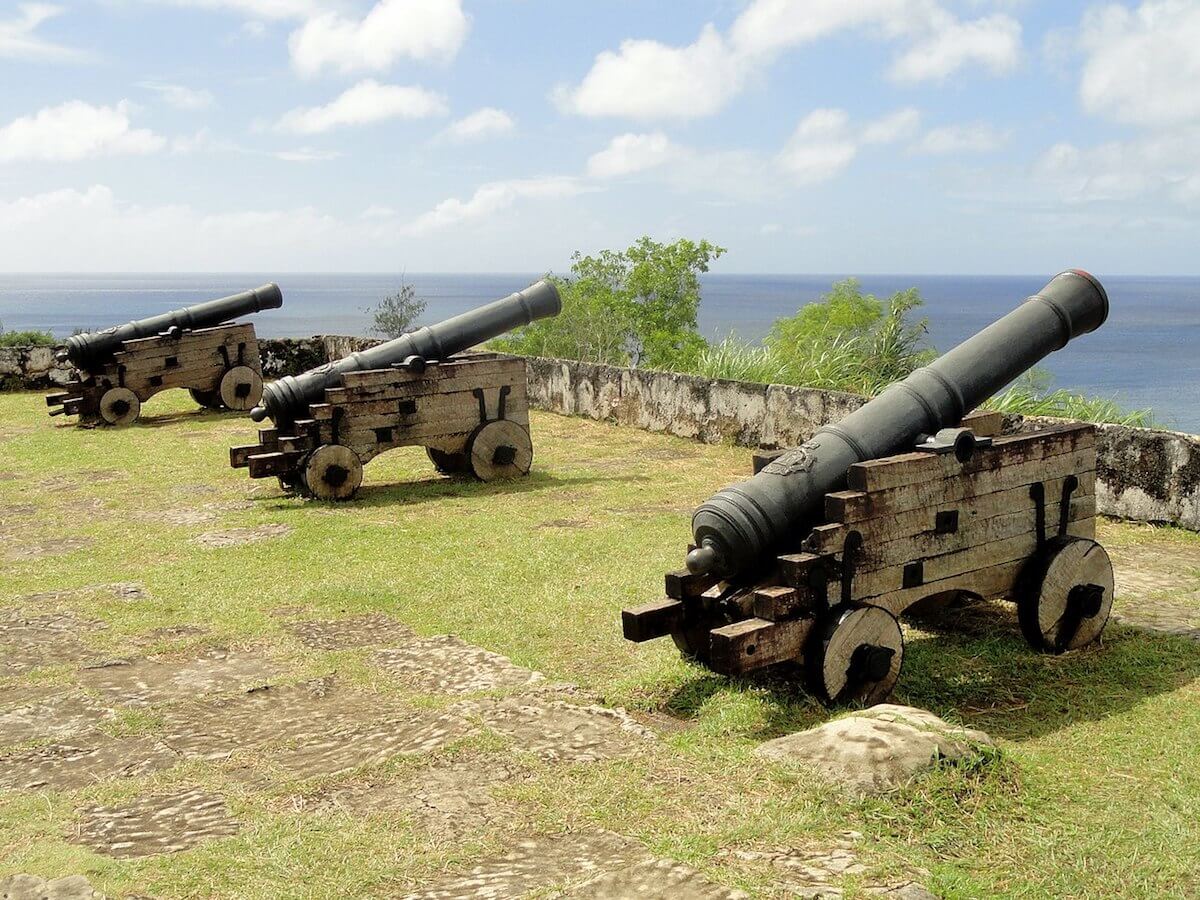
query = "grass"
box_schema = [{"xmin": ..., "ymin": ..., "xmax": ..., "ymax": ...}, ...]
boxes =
[{"xmin": 1, "ymin": 390, "xmax": 1199, "ymax": 898}]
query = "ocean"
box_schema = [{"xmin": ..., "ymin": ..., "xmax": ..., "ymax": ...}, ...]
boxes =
[{"xmin": 1, "ymin": 272, "xmax": 1197, "ymax": 433}]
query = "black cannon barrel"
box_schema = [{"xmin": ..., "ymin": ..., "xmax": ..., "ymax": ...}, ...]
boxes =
[
  {"xmin": 687, "ymin": 270, "xmax": 1110, "ymax": 580},
  {"xmin": 57, "ymin": 283, "xmax": 283, "ymax": 368},
  {"xmin": 250, "ymin": 279, "xmax": 562, "ymax": 424}
]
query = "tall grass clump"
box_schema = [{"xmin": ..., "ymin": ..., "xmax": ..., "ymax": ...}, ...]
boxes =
[
  {"xmin": 987, "ymin": 370, "xmax": 1155, "ymax": 427},
  {"xmin": 691, "ymin": 279, "xmax": 935, "ymax": 395},
  {"xmin": 0, "ymin": 321, "xmax": 56, "ymax": 348}
]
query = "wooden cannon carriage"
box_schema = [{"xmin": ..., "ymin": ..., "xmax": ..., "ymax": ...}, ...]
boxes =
[
  {"xmin": 622, "ymin": 413, "xmax": 1114, "ymax": 705},
  {"xmin": 230, "ymin": 352, "xmax": 533, "ymax": 500},
  {"xmin": 46, "ymin": 323, "xmax": 265, "ymax": 427},
  {"xmin": 46, "ymin": 284, "xmax": 280, "ymax": 427}
]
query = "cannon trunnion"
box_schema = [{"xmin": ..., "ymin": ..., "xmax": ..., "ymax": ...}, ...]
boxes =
[
  {"xmin": 623, "ymin": 413, "xmax": 1113, "ymax": 704},
  {"xmin": 45, "ymin": 283, "xmax": 281, "ymax": 427},
  {"xmin": 230, "ymin": 352, "xmax": 534, "ymax": 500}
]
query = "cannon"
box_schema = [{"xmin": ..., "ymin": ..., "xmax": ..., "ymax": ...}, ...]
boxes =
[
  {"xmin": 623, "ymin": 270, "xmax": 1115, "ymax": 704},
  {"xmin": 231, "ymin": 280, "xmax": 561, "ymax": 500},
  {"xmin": 46, "ymin": 284, "xmax": 282, "ymax": 426}
]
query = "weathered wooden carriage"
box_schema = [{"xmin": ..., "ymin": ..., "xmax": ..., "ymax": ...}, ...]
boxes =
[
  {"xmin": 47, "ymin": 324, "xmax": 265, "ymax": 426},
  {"xmin": 46, "ymin": 285, "xmax": 280, "ymax": 426},
  {"xmin": 623, "ymin": 413, "xmax": 1112, "ymax": 704},
  {"xmin": 623, "ymin": 270, "xmax": 1116, "ymax": 704},
  {"xmin": 230, "ymin": 281, "xmax": 560, "ymax": 500},
  {"xmin": 230, "ymin": 352, "xmax": 533, "ymax": 499}
]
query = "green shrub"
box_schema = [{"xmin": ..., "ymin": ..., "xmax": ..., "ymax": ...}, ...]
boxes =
[
  {"xmin": 0, "ymin": 320, "xmax": 56, "ymax": 348},
  {"xmin": 364, "ymin": 283, "xmax": 426, "ymax": 338},
  {"xmin": 494, "ymin": 236, "xmax": 725, "ymax": 370}
]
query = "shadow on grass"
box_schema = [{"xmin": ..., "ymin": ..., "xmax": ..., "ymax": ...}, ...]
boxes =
[
  {"xmin": 659, "ymin": 599, "xmax": 1200, "ymax": 744},
  {"xmin": 252, "ymin": 469, "xmax": 650, "ymax": 511},
  {"xmin": 136, "ymin": 408, "xmax": 243, "ymax": 428}
]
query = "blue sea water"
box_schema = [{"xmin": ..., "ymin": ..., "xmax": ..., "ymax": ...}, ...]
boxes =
[{"xmin": 1, "ymin": 272, "xmax": 1197, "ymax": 433}]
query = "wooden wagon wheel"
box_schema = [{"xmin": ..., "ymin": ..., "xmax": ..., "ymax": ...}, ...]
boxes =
[
  {"xmin": 218, "ymin": 366, "xmax": 264, "ymax": 412},
  {"xmin": 426, "ymin": 445, "xmax": 470, "ymax": 476},
  {"xmin": 807, "ymin": 605, "xmax": 904, "ymax": 706},
  {"xmin": 301, "ymin": 444, "xmax": 364, "ymax": 501},
  {"xmin": 188, "ymin": 388, "xmax": 224, "ymax": 410},
  {"xmin": 98, "ymin": 387, "xmax": 141, "ymax": 426},
  {"xmin": 1017, "ymin": 537, "xmax": 1114, "ymax": 653},
  {"xmin": 466, "ymin": 420, "xmax": 533, "ymax": 481}
]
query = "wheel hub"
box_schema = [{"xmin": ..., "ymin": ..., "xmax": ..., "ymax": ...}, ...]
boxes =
[{"xmin": 848, "ymin": 643, "xmax": 895, "ymax": 685}]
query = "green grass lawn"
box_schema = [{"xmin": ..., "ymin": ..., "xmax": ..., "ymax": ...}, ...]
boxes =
[{"xmin": 2, "ymin": 389, "xmax": 1199, "ymax": 898}]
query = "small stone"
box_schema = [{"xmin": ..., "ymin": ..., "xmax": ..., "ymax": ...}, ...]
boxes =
[{"xmin": 755, "ymin": 704, "xmax": 995, "ymax": 795}]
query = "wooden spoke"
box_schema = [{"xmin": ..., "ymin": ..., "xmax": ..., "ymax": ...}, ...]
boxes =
[
  {"xmin": 467, "ymin": 419, "xmax": 533, "ymax": 481},
  {"xmin": 426, "ymin": 445, "xmax": 470, "ymax": 476},
  {"xmin": 98, "ymin": 387, "xmax": 141, "ymax": 427},
  {"xmin": 189, "ymin": 387, "xmax": 223, "ymax": 410},
  {"xmin": 301, "ymin": 444, "xmax": 364, "ymax": 501},
  {"xmin": 218, "ymin": 366, "xmax": 264, "ymax": 412},
  {"xmin": 808, "ymin": 605, "xmax": 904, "ymax": 706},
  {"xmin": 1017, "ymin": 537, "xmax": 1113, "ymax": 653}
]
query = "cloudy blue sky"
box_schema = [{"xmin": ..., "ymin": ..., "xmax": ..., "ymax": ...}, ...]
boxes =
[{"xmin": 0, "ymin": 0, "xmax": 1196, "ymax": 274}]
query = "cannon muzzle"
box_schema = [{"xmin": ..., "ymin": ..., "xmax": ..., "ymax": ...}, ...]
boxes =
[
  {"xmin": 251, "ymin": 279, "xmax": 562, "ymax": 424},
  {"xmin": 57, "ymin": 283, "xmax": 283, "ymax": 369},
  {"xmin": 688, "ymin": 269, "xmax": 1110, "ymax": 579}
]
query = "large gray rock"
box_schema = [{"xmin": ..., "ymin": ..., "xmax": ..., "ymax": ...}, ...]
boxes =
[{"xmin": 756, "ymin": 704, "xmax": 995, "ymax": 795}]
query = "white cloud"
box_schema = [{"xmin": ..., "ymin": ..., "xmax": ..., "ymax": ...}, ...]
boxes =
[
  {"xmin": 1078, "ymin": 0, "xmax": 1200, "ymax": 128},
  {"xmin": 140, "ymin": 81, "xmax": 215, "ymax": 110},
  {"xmin": 555, "ymin": 25, "xmax": 745, "ymax": 121},
  {"xmin": 1034, "ymin": 129, "xmax": 1200, "ymax": 207},
  {"xmin": 557, "ymin": 0, "xmax": 1021, "ymax": 120},
  {"xmin": 889, "ymin": 13, "xmax": 1021, "ymax": 82},
  {"xmin": 862, "ymin": 107, "xmax": 921, "ymax": 144},
  {"xmin": 586, "ymin": 132, "xmax": 678, "ymax": 178},
  {"xmin": 915, "ymin": 122, "xmax": 1008, "ymax": 154},
  {"xmin": 442, "ymin": 107, "xmax": 514, "ymax": 143},
  {"xmin": 0, "ymin": 100, "xmax": 165, "ymax": 163},
  {"xmin": 402, "ymin": 176, "xmax": 587, "ymax": 235},
  {"xmin": 289, "ymin": 0, "xmax": 469, "ymax": 76},
  {"xmin": 777, "ymin": 109, "xmax": 859, "ymax": 185},
  {"xmin": 0, "ymin": 3, "xmax": 83, "ymax": 61},
  {"xmin": 276, "ymin": 80, "xmax": 446, "ymax": 134}
]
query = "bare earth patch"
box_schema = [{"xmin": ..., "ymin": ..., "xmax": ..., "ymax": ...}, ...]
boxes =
[
  {"xmin": 193, "ymin": 523, "xmax": 292, "ymax": 548},
  {"xmin": 78, "ymin": 647, "xmax": 280, "ymax": 707},
  {"xmin": 12, "ymin": 582, "xmax": 148, "ymax": 605},
  {"xmin": 72, "ymin": 789, "xmax": 239, "ymax": 859},
  {"xmin": 136, "ymin": 506, "xmax": 221, "ymax": 527},
  {"xmin": 402, "ymin": 831, "xmax": 743, "ymax": 899},
  {"xmin": 3, "ymin": 537, "xmax": 94, "ymax": 563},
  {"xmin": 0, "ymin": 737, "xmax": 178, "ymax": 791},
  {"xmin": 536, "ymin": 518, "xmax": 592, "ymax": 529},
  {"xmin": 455, "ymin": 696, "xmax": 654, "ymax": 762},
  {"xmin": 374, "ymin": 635, "xmax": 545, "ymax": 694},
  {"xmin": 158, "ymin": 677, "xmax": 474, "ymax": 778},
  {"xmin": 0, "ymin": 873, "xmax": 106, "ymax": 900},
  {"xmin": 288, "ymin": 612, "xmax": 414, "ymax": 650},
  {"xmin": 0, "ymin": 687, "xmax": 112, "ymax": 744},
  {"xmin": 718, "ymin": 834, "xmax": 936, "ymax": 899},
  {"xmin": 298, "ymin": 754, "xmax": 527, "ymax": 837},
  {"xmin": 0, "ymin": 611, "xmax": 104, "ymax": 675}
]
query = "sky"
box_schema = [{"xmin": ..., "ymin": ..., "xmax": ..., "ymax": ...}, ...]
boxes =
[{"xmin": 0, "ymin": 0, "xmax": 1197, "ymax": 274}]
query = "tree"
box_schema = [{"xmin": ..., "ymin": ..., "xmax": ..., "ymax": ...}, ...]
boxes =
[
  {"xmin": 494, "ymin": 236, "xmax": 725, "ymax": 369},
  {"xmin": 366, "ymin": 283, "xmax": 426, "ymax": 338}
]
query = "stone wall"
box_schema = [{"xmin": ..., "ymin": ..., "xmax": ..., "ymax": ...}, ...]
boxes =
[{"xmin": 3, "ymin": 339, "xmax": 1197, "ymax": 531}]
